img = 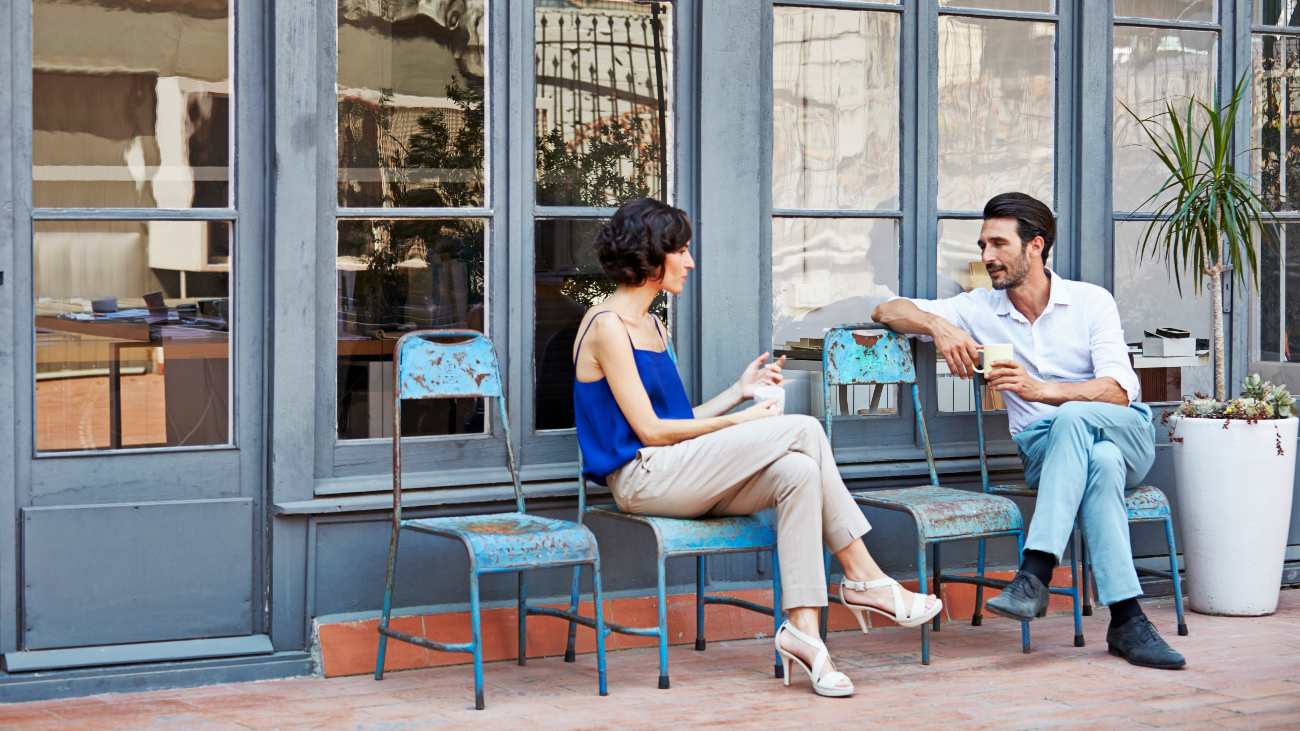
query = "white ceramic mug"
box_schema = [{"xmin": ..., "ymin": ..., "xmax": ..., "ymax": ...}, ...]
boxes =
[
  {"xmin": 973, "ymin": 343, "xmax": 1015, "ymax": 374},
  {"xmin": 753, "ymin": 383, "xmax": 786, "ymax": 414}
]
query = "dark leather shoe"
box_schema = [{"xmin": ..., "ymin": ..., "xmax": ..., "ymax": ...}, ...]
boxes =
[
  {"xmin": 1107, "ymin": 615, "xmax": 1186, "ymax": 670},
  {"xmin": 985, "ymin": 571, "xmax": 1049, "ymax": 621}
]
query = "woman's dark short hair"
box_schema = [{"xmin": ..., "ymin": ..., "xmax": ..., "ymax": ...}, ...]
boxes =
[
  {"xmin": 983, "ymin": 192, "xmax": 1056, "ymax": 263},
  {"xmin": 593, "ymin": 197, "xmax": 692, "ymax": 286}
]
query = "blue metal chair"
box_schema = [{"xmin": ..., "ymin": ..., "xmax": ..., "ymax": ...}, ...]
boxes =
[
  {"xmin": 820, "ymin": 326, "xmax": 1030, "ymax": 665},
  {"xmin": 375, "ymin": 330, "xmax": 608, "ymax": 710},
  {"xmin": 566, "ymin": 460, "xmax": 785, "ymax": 688},
  {"xmin": 971, "ymin": 378, "xmax": 1188, "ymax": 640}
]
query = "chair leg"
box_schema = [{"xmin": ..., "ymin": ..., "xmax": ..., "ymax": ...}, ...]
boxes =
[
  {"xmin": 564, "ymin": 565, "xmax": 582, "ymax": 663},
  {"xmin": 656, "ymin": 555, "xmax": 670, "ymax": 690},
  {"xmin": 591, "ymin": 559, "xmax": 609, "ymax": 697},
  {"xmin": 1069, "ymin": 528, "xmax": 1084, "ymax": 648},
  {"xmin": 1080, "ymin": 534, "xmax": 1093, "ymax": 616},
  {"xmin": 1017, "ymin": 531, "xmax": 1031, "ymax": 654},
  {"xmin": 917, "ymin": 540, "xmax": 930, "ymax": 666},
  {"xmin": 972, "ymin": 538, "xmax": 987, "ymax": 627},
  {"xmin": 771, "ymin": 549, "xmax": 784, "ymax": 679},
  {"xmin": 695, "ymin": 555, "xmax": 707, "ymax": 651},
  {"xmin": 470, "ymin": 571, "xmax": 486, "ymax": 710},
  {"xmin": 517, "ymin": 572, "xmax": 528, "ymax": 666},
  {"xmin": 931, "ymin": 542, "xmax": 943, "ymax": 632},
  {"xmin": 374, "ymin": 527, "xmax": 401, "ymax": 681},
  {"xmin": 1164, "ymin": 516, "xmax": 1189, "ymax": 636}
]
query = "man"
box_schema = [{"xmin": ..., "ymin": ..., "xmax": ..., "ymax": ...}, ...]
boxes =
[{"xmin": 871, "ymin": 192, "xmax": 1185, "ymax": 670}]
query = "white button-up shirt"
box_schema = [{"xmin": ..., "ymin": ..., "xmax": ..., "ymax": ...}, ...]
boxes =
[{"xmin": 901, "ymin": 271, "xmax": 1141, "ymax": 434}]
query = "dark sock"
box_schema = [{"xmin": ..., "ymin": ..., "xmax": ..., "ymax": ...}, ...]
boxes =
[
  {"xmin": 1020, "ymin": 549, "xmax": 1056, "ymax": 586},
  {"xmin": 1109, "ymin": 597, "xmax": 1144, "ymax": 629}
]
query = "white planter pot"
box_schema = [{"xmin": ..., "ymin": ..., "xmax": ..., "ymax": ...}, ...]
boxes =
[{"xmin": 1171, "ymin": 415, "xmax": 1298, "ymax": 616}]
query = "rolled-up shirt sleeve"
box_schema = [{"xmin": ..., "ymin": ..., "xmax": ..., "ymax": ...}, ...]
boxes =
[
  {"xmin": 888, "ymin": 293, "xmax": 977, "ymax": 341},
  {"xmin": 1089, "ymin": 291, "xmax": 1141, "ymax": 403}
]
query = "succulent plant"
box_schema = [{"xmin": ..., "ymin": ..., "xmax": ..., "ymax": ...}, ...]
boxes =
[{"xmin": 1175, "ymin": 374, "xmax": 1296, "ymax": 421}]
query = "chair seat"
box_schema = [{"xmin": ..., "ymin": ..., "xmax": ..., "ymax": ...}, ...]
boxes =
[
  {"xmin": 587, "ymin": 506, "xmax": 776, "ymax": 556},
  {"xmin": 852, "ymin": 486, "xmax": 1023, "ymax": 540},
  {"xmin": 403, "ymin": 512, "xmax": 597, "ymax": 571},
  {"xmin": 989, "ymin": 483, "xmax": 1171, "ymax": 521}
]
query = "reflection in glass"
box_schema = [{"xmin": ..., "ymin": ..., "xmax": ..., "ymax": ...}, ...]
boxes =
[
  {"xmin": 336, "ymin": 219, "xmax": 487, "ymax": 439},
  {"xmin": 772, "ymin": 218, "xmax": 899, "ymax": 416},
  {"xmin": 32, "ymin": 0, "xmax": 231, "ymax": 208},
  {"xmin": 1258, "ymin": 223, "xmax": 1300, "ymax": 362},
  {"xmin": 937, "ymin": 17, "xmax": 1055, "ymax": 212},
  {"xmin": 34, "ymin": 221, "xmax": 231, "ymax": 452},
  {"xmin": 936, "ymin": 219, "xmax": 1005, "ymax": 413},
  {"xmin": 1253, "ymin": 35, "xmax": 1300, "ymax": 212},
  {"xmin": 1113, "ymin": 221, "xmax": 1212, "ymax": 398},
  {"xmin": 1113, "ymin": 26, "xmax": 1217, "ymax": 213},
  {"xmin": 534, "ymin": 0, "xmax": 672, "ymax": 206},
  {"xmin": 1116, "ymin": 0, "xmax": 1215, "ymax": 21},
  {"xmin": 940, "ymin": 0, "xmax": 1053, "ymax": 11},
  {"xmin": 772, "ymin": 7, "xmax": 900, "ymax": 211},
  {"xmin": 337, "ymin": 0, "xmax": 487, "ymax": 208},
  {"xmin": 533, "ymin": 219, "xmax": 668, "ymax": 431},
  {"xmin": 1257, "ymin": 0, "xmax": 1300, "ymax": 26}
]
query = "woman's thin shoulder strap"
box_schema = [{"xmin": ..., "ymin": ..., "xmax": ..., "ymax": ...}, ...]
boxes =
[
  {"xmin": 650, "ymin": 316, "xmax": 677, "ymax": 364},
  {"xmin": 572, "ymin": 310, "xmax": 634, "ymax": 365}
]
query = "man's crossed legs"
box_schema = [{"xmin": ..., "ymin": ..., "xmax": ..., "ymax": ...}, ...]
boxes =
[{"xmin": 986, "ymin": 401, "xmax": 1186, "ymax": 669}]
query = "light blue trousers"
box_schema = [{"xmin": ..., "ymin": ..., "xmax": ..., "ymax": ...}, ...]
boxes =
[{"xmin": 1014, "ymin": 401, "xmax": 1156, "ymax": 606}]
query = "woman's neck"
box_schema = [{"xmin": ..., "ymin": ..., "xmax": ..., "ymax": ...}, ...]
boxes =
[{"xmin": 606, "ymin": 283, "xmax": 660, "ymax": 320}]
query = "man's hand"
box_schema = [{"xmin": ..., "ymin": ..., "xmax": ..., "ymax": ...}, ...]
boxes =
[
  {"xmin": 932, "ymin": 318, "xmax": 981, "ymax": 379},
  {"xmin": 986, "ymin": 361, "xmax": 1053, "ymax": 403}
]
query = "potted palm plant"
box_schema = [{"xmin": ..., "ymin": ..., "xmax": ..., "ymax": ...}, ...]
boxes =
[{"xmin": 1125, "ymin": 75, "xmax": 1296, "ymax": 616}]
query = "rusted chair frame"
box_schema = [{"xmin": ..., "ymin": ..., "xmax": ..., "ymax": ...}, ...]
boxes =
[
  {"xmin": 972, "ymin": 381, "xmax": 1188, "ymax": 640},
  {"xmin": 820, "ymin": 326, "xmax": 1030, "ymax": 665},
  {"xmin": 565, "ymin": 487, "xmax": 784, "ymax": 689},
  {"xmin": 374, "ymin": 330, "xmax": 608, "ymax": 710}
]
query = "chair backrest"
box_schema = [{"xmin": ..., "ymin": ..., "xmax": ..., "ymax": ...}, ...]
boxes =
[
  {"xmin": 971, "ymin": 374, "xmax": 993, "ymax": 494},
  {"xmin": 821, "ymin": 326, "xmax": 938, "ymax": 487},
  {"xmin": 392, "ymin": 330, "xmax": 524, "ymax": 515}
]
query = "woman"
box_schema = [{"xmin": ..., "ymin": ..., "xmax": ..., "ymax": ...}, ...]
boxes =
[{"xmin": 572, "ymin": 198, "xmax": 942, "ymax": 697}]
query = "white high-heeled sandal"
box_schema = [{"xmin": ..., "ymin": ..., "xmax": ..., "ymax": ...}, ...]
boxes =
[
  {"xmin": 839, "ymin": 577, "xmax": 943, "ymax": 631},
  {"xmin": 774, "ymin": 621, "xmax": 854, "ymax": 698}
]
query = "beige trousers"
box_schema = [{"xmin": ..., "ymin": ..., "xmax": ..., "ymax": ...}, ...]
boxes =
[{"xmin": 606, "ymin": 414, "xmax": 871, "ymax": 610}]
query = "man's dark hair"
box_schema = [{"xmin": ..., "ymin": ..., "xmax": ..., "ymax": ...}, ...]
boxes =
[
  {"xmin": 593, "ymin": 197, "xmax": 692, "ymax": 286},
  {"xmin": 983, "ymin": 192, "xmax": 1056, "ymax": 263}
]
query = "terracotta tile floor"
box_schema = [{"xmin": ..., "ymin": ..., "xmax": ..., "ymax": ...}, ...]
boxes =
[{"xmin": 4, "ymin": 591, "xmax": 1298, "ymax": 730}]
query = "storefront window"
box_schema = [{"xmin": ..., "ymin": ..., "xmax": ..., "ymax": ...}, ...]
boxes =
[
  {"xmin": 1113, "ymin": 14, "xmax": 1218, "ymax": 402},
  {"xmin": 32, "ymin": 0, "xmax": 233, "ymax": 452},
  {"xmin": 336, "ymin": 0, "xmax": 489, "ymax": 440},
  {"xmin": 533, "ymin": 1, "xmax": 673, "ymax": 432},
  {"xmin": 771, "ymin": 5, "xmax": 901, "ymax": 419},
  {"xmin": 1254, "ymin": 30, "xmax": 1300, "ymax": 365}
]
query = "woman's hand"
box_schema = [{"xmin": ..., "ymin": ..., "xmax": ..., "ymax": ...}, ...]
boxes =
[
  {"xmin": 737, "ymin": 352, "xmax": 786, "ymax": 400},
  {"xmin": 731, "ymin": 398, "xmax": 781, "ymax": 425}
]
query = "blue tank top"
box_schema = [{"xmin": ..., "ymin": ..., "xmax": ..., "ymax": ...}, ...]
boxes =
[{"xmin": 573, "ymin": 312, "xmax": 694, "ymax": 485}]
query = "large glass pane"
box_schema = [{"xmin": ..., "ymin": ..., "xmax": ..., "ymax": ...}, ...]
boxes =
[
  {"xmin": 772, "ymin": 7, "xmax": 900, "ymax": 211},
  {"xmin": 772, "ymin": 218, "xmax": 899, "ymax": 417},
  {"xmin": 940, "ymin": 0, "xmax": 1053, "ymax": 11},
  {"xmin": 534, "ymin": 0, "xmax": 672, "ymax": 206},
  {"xmin": 1253, "ymin": 35, "xmax": 1300, "ymax": 212},
  {"xmin": 1257, "ymin": 0, "xmax": 1300, "ymax": 26},
  {"xmin": 937, "ymin": 17, "xmax": 1055, "ymax": 212},
  {"xmin": 935, "ymin": 219, "xmax": 1005, "ymax": 413},
  {"xmin": 34, "ymin": 220, "xmax": 231, "ymax": 452},
  {"xmin": 336, "ymin": 218, "xmax": 487, "ymax": 439},
  {"xmin": 1260, "ymin": 224, "xmax": 1283, "ymax": 362},
  {"xmin": 1113, "ymin": 26, "xmax": 1217, "ymax": 213},
  {"xmin": 1116, "ymin": 0, "xmax": 1215, "ymax": 21},
  {"xmin": 32, "ymin": 0, "xmax": 231, "ymax": 208},
  {"xmin": 1113, "ymin": 221, "xmax": 1213, "ymax": 399},
  {"xmin": 337, "ymin": 0, "xmax": 487, "ymax": 208}
]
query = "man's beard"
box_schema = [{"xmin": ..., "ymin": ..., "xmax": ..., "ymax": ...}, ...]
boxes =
[{"xmin": 988, "ymin": 251, "xmax": 1030, "ymax": 290}]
